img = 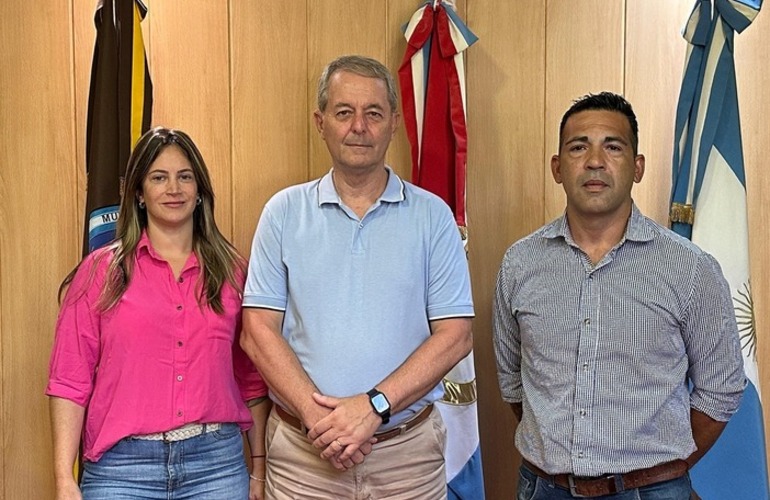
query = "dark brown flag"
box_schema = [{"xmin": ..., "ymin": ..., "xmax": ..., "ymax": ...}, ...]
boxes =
[{"xmin": 83, "ymin": 0, "xmax": 152, "ymax": 255}]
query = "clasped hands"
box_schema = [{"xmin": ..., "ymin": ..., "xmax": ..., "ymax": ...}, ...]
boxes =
[{"xmin": 305, "ymin": 392, "xmax": 382, "ymax": 471}]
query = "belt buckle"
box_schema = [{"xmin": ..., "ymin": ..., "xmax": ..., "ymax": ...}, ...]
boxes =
[{"xmin": 567, "ymin": 476, "xmax": 588, "ymax": 498}]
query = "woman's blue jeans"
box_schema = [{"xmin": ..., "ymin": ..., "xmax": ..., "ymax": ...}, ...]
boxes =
[
  {"xmin": 518, "ymin": 462, "xmax": 694, "ymax": 500},
  {"xmin": 81, "ymin": 423, "xmax": 248, "ymax": 499}
]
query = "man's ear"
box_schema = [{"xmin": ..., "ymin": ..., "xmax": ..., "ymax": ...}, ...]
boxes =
[
  {"xmin": 634, "ymin": 154, "xmax": 645, "ymax": 183},
  {"xmin": 551, "ymin": 155, "xmax": 563, "ymax": 184},
  {"xmin": 313, "ymin": 109, "xmax": 324, "ymax": 136},
  {"xmin": 390, "ymin": 111, "xmax": 400, "ymax": 138}
]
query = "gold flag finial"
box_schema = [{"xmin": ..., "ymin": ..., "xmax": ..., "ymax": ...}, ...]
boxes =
[{"xmin": 669, "ymin": 202, "xmax": 695, "ymax": 225}]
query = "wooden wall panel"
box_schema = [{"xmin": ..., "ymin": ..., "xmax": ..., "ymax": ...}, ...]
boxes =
[
  {"xmin": 0, "ymin": 1, "xmax": 79, "ymax": 498},
  {"xmin": 73, "ymin": 0, "xmax": 97, "ymax": 248},
  {"xmin": 146, "ymin": 0, "xmax": 233, "ymax": 238},
  {"xmin": 307, "ymin": 1, "xmax": 388, "ymax": 180},
  {"xmin": 466, "ymin": 1, "xmax": 546, "ymax": 497},
  {"xmin": 625, "ymin": 0, "xmax": 693, "ymax": 224},
  {"xmin": 230, "ymin": 0, "xmax": 309, "ymax": 255},
  {"xmin": 385, "ymin": 0, "xmax": 421, "ymax": 181},
  {"xmin": 543, "ymin": 1, "xmax": 626, "ymax": 221},
  {"xmin": 735, "ymin": 6, "xmax": 770, "ymax": 465},
  {"xmin": 4, "ymin": 2, "xmax": 770, "ymax": 499}
]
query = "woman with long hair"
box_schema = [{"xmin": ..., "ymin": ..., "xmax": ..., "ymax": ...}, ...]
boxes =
[{"xmin": 47, "ymin": 127, "xmax": 270, "ymax": 500}]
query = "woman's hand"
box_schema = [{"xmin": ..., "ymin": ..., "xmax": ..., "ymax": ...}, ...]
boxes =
[
  {"xmin": 55, "ymin": 477, "xmax": 82, "ymax": 500},
  {"xmin": 248, "ymin": 458, "xmax": 266, "ymax": 500}
]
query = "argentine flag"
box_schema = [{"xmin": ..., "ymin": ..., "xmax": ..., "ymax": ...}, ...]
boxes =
[
  {"xmin": 440, "ymin": 353, "xmax": 485, "ymax": 499},
  {"xmin": 670, "ymin": 1, "xmax": 768, "ymax": 498}
]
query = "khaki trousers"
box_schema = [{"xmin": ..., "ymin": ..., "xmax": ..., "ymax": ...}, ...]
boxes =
[{"xmin": 265, "ymin": 406, "xmax": 447, "ymax": 500}]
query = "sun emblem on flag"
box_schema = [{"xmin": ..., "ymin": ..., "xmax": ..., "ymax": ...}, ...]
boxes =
[{"xmin": 735, "ymin": 281, "xmax": 756, "ymax": 359}]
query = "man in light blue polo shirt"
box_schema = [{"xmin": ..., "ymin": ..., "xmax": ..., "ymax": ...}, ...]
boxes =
[{"xmin": 240, "ymin": 55, "xmax": 474, "ymax": 499}]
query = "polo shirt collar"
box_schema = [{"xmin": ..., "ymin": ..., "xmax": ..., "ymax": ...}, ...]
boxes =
[
  {"xmin": 380, "ymin": 166, "xmax": 406, "ymax": 203},
  {"xmin": 318, "ymin": 166, "xmax": 406, "ymax": 206}
]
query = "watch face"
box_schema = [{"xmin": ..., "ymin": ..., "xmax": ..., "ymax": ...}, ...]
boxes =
[{"xmin": 371, "ymin": 393, "xmax": 390, "ymax": 413}]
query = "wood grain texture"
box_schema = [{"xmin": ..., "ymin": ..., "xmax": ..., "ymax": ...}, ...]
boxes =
[
  {"xmin": 307, "ymin": 1, "xmax": 388, "ymax": 180},
  {"xmin": 543, "ymin": 1, "xmax": 625, "ymax": 222},
  {"xmin": 73, "ymin": 0, "xmax": 97, "ymax": 250},
  {"xmin": 146, "ymin": 0, "xmax": 233, "ymax": 238},
  {"xmin": 3, "ymin": 2, "xmax": 770, "ymax": 499},
  {"xmin": 735, "ymin": 3, "xmax": 770, "ymax": 468},
  {"xmin": 385, "ymin": 0, "xmax": 418, "ymax": 181},
  {"xmin": 229, "ymin": 0, "xmax": 309, "ymax": 255},
  {"xmin": 0, "ymin": 1, "xmax": 79, "ymax": 498},
  {"xmin": 625, "ymin": 0, "xmax": 693, "ymax": 224},
  {"xmin": 465, "ymin": 1, "xmax": 545, "ymax": 497}
]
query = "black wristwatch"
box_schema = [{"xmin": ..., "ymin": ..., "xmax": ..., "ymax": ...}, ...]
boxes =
[{"xmin": 366, "ymin": 388, "xmax": 391, "ymax": 425}]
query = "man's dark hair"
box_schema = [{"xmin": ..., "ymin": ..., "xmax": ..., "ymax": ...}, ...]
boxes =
[{"xmin": 559, "ymin": 92, "xmax": 639, "ymax": 154}]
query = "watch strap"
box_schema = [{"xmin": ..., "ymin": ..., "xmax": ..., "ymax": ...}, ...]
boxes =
[{"xmin": 366, "ymin": 388, "xmax": 391, "ymax": 424}]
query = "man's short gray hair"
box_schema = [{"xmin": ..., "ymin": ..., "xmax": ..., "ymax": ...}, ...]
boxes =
[{"xmin": 317, "ymin": 55, "xmax": 398, "ymax": 112}]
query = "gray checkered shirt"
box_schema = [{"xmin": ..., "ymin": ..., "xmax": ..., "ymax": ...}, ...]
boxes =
[{"xmin": 493, "ymin": 204, "xmax": 745, "ymax": 476}]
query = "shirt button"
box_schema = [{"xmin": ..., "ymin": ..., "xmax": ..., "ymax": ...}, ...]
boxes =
[
  {"xmin": 177, "ymin": 375, "xmax": 183, "ymax": 381},
  {"xmin": 580, "ymin": 409, "xmax": 586, "ymax": 417},
  {"xmin": 578, "ymin": 451, "xmax": 584, "ymax": 458},
  {"xmin": 177, "ymin": 305, "xmax": 183, "ymax": 311},
  {"xmin": 583, "ymin": 362, "xmax": 589, "ymax": 371},
  {"xmin": 177, "ymin": 410, "xmax": 183, "ymax": 417},
  {"xmin": 178, "ymin": 276, "xmax": 184, "ymax": 283},
  {"xmin": 584, "ymin": 318, "xmax": 590, "ymax": 325},
  {"xmin": 177, "ymin": 341, "xmax": 183, "ymax": 347}
]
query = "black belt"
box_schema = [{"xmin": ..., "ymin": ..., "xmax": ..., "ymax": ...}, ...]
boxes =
[{"xmin": 522, "ymin": 458, "xmax": 689, "ymax": 498}]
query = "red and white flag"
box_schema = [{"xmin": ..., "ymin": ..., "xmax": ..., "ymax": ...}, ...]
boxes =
[
  {"xmin": 399, "ymin": 0, "xmax": 477, "ymax": 233},
  {"xmin": 399, "ymin": 3, "xmax": 482, "ymax": 498}
]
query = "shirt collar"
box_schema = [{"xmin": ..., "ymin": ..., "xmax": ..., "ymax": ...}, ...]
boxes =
[
  {"xmin": 317, "ymin": 166, "xmax": 406, "ymax": 206},
  {"xmin": 136, "ymin": 231, "xmax": 156, "ymax": 258},
  {"xmin": 624, "ymin": 204, "xmax": 656, "ymax": 242},
  {"xmin": 136, "ymin": 230, "xmax": 200, "ymax": 269},
  {"xmin": 543, "ymin": 203, "xmax": 655, "ymax": 244}
]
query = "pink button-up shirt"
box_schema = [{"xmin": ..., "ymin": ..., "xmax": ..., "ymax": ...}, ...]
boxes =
[{"xmin": 47, "ymin": 234, "xmax": 266, "ymax": 462}]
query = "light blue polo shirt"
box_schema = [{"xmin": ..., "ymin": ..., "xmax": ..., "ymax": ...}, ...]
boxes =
[{"xmin": 243, "ymin": 167, "xmax": 474, "ymax": 428}]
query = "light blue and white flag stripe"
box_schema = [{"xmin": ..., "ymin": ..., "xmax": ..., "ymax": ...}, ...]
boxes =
[
  {"xmin": 670, "ymin": 1, "xmax": 768, "ymax": 498},
  {"xmin": 440, "ymin": 353, "xmax": 485, "ymax": 499}
]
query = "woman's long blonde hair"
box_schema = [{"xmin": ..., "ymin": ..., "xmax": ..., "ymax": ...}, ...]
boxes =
[{"xmin": 60, "ymin": 127, "xmax": 245, "ymax": 313}]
